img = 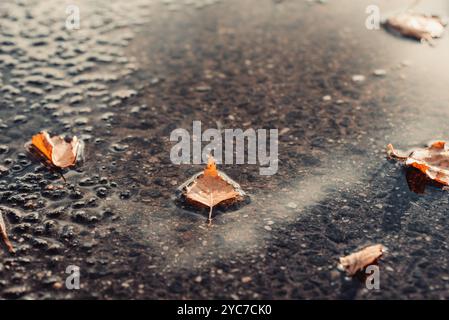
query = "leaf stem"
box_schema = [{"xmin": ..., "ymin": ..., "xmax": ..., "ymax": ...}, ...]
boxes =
[
  {"xmin": 208, "ymin": 206, "xmax": 213, "ymax": 226},
  {"xmin": 208, "ymin": 192, "xmax": 213, "ymax": 226}
]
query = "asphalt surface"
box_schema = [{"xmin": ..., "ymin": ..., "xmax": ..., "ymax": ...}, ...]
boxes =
[{"xmin": 1, "ymin": 0, "xmax": 449, "ymax": 299}]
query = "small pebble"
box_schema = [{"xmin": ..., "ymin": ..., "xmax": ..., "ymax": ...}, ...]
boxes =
[
  {"xmin": 352, "ymin": 74, "xmax": 366, "ymax": 82},
  {"xmin": 195, "ymin": 85, "xmax": 211, "ymax": 92},
  {"xmin": 113, "ymin": 89, "xmax": 137, "ymax": 99},
  {"xmin": 373, "ymin": 69, "xmax": 387, "ymax": 77},
  {"xmin": 241, "ymin": 276, "xmax": 252, "ymax": 283},
  {"xmin": 286, "ymin": 202, "xmax": 298, "ymax": 209}
]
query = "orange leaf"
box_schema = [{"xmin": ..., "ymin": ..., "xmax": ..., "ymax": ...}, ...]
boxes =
[
  {"xmin": 28, "ymin": 131, "xmax": 82, "ymax": 169},
  {"xmin": 388, "ymin": 142, "xmax": 449, "ymax": 189},
  {"xmin": 178, "ymin": 155, "xmax": 247, "ymax": 224},
  {"xmin": 339, "ymin": 244, "xmax": 386, "ymax": 276}
]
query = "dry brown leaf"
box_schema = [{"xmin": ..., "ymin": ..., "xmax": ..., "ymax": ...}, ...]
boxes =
[
  {"xmin": 0, "ymin": 210, "xmax": 14, "ymax": 254},
  {"xmin": 27, "ymin": 131, "xmax": 83, "ymax": 169},
  {"xmin": 178, "ymin": 156, "xmax": 247, "ymax": 224},
  {"xmin": 339, "ymin": 244, "xmax": 386, "ymax": 276},
  {"xmin": 387, "ymin": 142, "xmax": 449, "ymax": 190},
  {"xmin": 385, "ymin": 12, "xmax": 446, "ymax": 43}
]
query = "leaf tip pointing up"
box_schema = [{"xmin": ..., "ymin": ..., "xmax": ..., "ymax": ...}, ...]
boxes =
[{"xmin": 204, "ymin": 154, "xmax": 218, "ymax": 177}]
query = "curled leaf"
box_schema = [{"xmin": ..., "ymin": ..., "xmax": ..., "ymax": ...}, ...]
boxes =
[
  {"xmin": 339, "ymin": 244, "xmax": 386, "ymax": 276},
  {"xmin": 388, "ymin": 142, "xmax": 449, "ymax": 191},
  {"xmin": 0, "ymin": 210, "xmax": 14, "ymax": 254},
  {"xmin": 177, "ymin": 156, "xmax": 247, "ymax": 224},
  {"xmin": 26, "ymin": 131, "xmax": 84, "ymax": 169},
  {"xmin": 384, "ymin": 13, "xmax": 447, "ymax": 42}
]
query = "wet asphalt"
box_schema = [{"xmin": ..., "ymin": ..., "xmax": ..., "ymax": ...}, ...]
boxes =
[{"xmin": 1, "ymin": 0, "xmax": 449, "ymax": 299}]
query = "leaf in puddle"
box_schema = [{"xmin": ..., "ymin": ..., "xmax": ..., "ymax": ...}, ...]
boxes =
[
  {"xmin": 26, "ymin": 131, "xmax": 84, "ymax": 169},
  {"xmin": 177, "ymin": 155, "xmax": 247, "ymax": 225},
  {"xmin": 387, "ymin": 141, "xmax": 449, "ymax": 190},
  {"xmin": 338, "ymin": 244, "xmax": 386, "ymax": 276},
  {"xmin": 0, "ymin": 210, "xmax": 14, "ymax": 254},
  {"xmin": 384, "ymin": 12, "xmax": 447, "ymax": 43}
]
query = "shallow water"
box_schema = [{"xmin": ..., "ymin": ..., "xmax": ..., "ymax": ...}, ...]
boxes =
[{"xmin": 1, "ymin": 0, "xmax": 449, "ymax": 299}]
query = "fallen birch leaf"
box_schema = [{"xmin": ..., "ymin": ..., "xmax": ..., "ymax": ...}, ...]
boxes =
[
  {"xmin": 388, "ymin": 142, "xmax": 449, "ymax": 192},
  {"xmin": 0, "ymin": 210, "xmax": 14, "ymax": 254},
  {"xmin": 26, "ymin": 131, "xmax": 84, "ymax": 169},
  {"xmin": 384, "ymin": 12, "xmax": 447, "ymax": 43},
  {"xmin": 339, "ymin": 244, "xmax": 386, "ymax": 276},
  {"xmin": 177, "ymin": 156, "xmax": 247, "ymax": 224}
]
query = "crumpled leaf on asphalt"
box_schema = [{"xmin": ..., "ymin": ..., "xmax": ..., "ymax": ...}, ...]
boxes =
[
  {"xmin": 177, "ymin": 155, "xmax": 246, "ymax": 224},
  {"xmin": 387, "ymin": 141, "xmax": 449, "ymax": 192},
  {"xmin": 0, "ymin": 210, "xmax": 14, "ymax": 254},
  {"xmin": 384, "ymin": 12, "xmax": 447, "ymax": 43},
  {"xmin": 26, "ymin": 131, "xmax": 84, "ymax": 169},
  {"xmin": 339, "ymin": 244, "xmax": 386, "ymax": 276}
]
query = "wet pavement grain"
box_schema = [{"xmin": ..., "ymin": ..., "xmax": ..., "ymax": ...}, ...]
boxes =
[{"xmin": 1, "ymin": 0, "xmax": 449, "ymax": 299}]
